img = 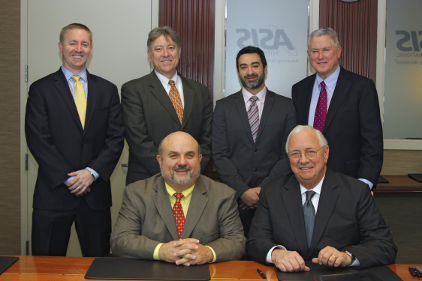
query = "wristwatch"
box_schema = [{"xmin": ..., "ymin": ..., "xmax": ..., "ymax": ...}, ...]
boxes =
[{"xmin": 342, "ymin": 250, "xmax": 356, "ymax": 265}]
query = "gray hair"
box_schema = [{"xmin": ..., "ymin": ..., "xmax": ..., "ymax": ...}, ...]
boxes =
[
  {"xmin": 308, "ymin": 27, "xmax": 340, "ymax": 51},
  {"xmin": 285, "ymin": 125, "xmax": 328, "ymax": 153},
  {"xmin": 147, "ymin": 26, "xmax": 180, "ymax": 53}
]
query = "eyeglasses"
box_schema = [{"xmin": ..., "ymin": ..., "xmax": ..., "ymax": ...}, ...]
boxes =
[{"xmin": 288, "ymin": 147, "xmax": 325, "ymax": 160}]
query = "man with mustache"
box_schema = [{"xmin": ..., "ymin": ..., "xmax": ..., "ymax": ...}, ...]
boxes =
[
  {"xmin": 111, "ymin": 131, "xmax": 246, "ymax": 265},
  {"xmin": 212, "ymin": 46, "xmax": 296, "ymax": 237}
]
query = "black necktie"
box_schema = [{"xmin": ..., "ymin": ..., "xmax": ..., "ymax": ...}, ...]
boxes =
[{"xmin": 303, "ymin": 190, "xmax": 316, "ymax": 247}]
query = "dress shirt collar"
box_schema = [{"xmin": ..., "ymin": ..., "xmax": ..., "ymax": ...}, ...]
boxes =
[
  {"xmin": 61, "ymin": 66, "xmax": 87, "ymax": 83},
  {"xmin": 316, "ymin": 64, "xmax": 340, "ymax": 91},
  {"xmin": 164, "ymin": 181, "xmax": 195, "ymax": 199},
  {"xmin": 299, "ymin": 175, "xmax": 325, "ymax": 197},
  {"xmin": 155, "ymin": 69, "xmax": 179, "ymax": 87},
  {"xmin": 242, "ymin": 86, "xmax": 267, "ymax": 104}
]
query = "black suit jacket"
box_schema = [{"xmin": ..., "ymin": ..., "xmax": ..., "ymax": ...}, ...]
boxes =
[
  {"xmin": 292, "ymin": 67, "xmax": 383, "ymax": 186},
  {"xmin": 121, "ymin": 71, "xmax": 212, "ymax": 185},
  {"xmin": 212, "ymin": 90, "xmax": 296, "ymax": 198},
  {"xmin": 247, "ymin": 169, "xmax": 397, "ymax": 269},
  {"xmin": 25, "ymin": 69, "xmax": 124, "ymax": 211}
]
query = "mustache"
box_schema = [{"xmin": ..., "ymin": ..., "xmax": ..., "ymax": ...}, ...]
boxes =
[
  {"xmin": 172, "ymin": 165, "xmax": 192, "ymax": 171},
  {"xmin": 244, "ymin": 74, "xmax": 258, "ymax": 79}
]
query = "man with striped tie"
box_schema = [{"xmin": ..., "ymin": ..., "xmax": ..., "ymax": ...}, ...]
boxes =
[{"xmin": 212, "ymin": 46, "xmax": 297, "ymax": 237}]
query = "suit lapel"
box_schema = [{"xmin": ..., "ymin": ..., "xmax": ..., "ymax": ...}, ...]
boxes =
[
  {"xmin": 180, "ymin": 76, "xmax": 194, "ymax": 129},
  {"xmin": 283, "ymin": 176, "xmax": 310, "ymax": 257},
  {"xmin": 84, "ymin": 71, "xmax": 99, "ymax": 134},
  {"xmin": 181, "ymin": 177, "xmax": 208, "ymax": 238},
  {"xmin": 149, "ymin": 71, "xmax": 181, "ymax": 125},
  {"xmin": 298, "ymin": 74, "xmax": 315, "ymax": 125},
  {"xmin": 53, "ymin": 69, "xmax": 83, "ymax": 131},
  {"xmin": 255, "ymin": 90, "xmax": 274, "ymax": 142},
  {"xmin": 234, "ymin": 91, "xmax": 255, "ymax": 144},
  {"xmin": 324, "ymin": 67, "xmax": 350, "ymax": 133},
  {"xmin": 151, "ymin": 177, "xmax": 179, "ymax": 240},
  {"xmin": 308, "ymin": 169, "xmax": 340, "ymax": 258}
]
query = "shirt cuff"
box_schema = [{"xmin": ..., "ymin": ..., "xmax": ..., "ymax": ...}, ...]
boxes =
[
  {"xmin": 266, "ymin": 245, "xmax": 286, "ymax": 263},
  {"xmin": 64, "ymin": 176, "xmax": 75, "ymax": 185},
  {"xmin": 205, "ymin": 246, "xmax": 216, "ymax": 263},
  {"xmin": 85, "ymin": 167, "xmax": 99, "ymax": 181},
  {"xmin": 358, "ymin": 178, "xmax": 373, "ymax": 189},
  {"xmin": 153, "ymin": 243, "xmax": 163, "ymax": 260}
]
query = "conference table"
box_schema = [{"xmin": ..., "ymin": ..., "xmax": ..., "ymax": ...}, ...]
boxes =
[{"xmin": 0, "ymin": 255, "xmax": 420, "ymax": 280}]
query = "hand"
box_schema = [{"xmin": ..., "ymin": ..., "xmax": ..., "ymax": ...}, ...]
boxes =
[
  {"xmin": 239, "ymin": 187, "xmax": 261, "ymax": 209},
  {"xmin": 271, "ymin": 249, "xmax": 310, "ymax": 272},
  {"xmin": 66, "ymin": 169, "xmax": 94, "ymax": 197},
  {"xmin": 312, "ymin": 246, "xmax": 352, "ymax": 267},
  {"xmin": 175, "ymin": 242, "xmax": 213, "ymax": 266}
]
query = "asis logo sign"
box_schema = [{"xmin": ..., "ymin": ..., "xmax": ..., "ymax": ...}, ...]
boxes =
[
  {"xmin": 236, "ymin": 26, "xmax": 298, "ymax": 56},
  {"xmin": 395, "ymin": 30, "xmax": 422, "ymax": 58}
]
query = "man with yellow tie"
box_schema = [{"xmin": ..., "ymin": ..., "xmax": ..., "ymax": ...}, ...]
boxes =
[
  {"xmin": 111, "ymin": 131, "xmax": 245, "ymax": 265},
  {"xmin": 25, "ymin": 23, "xmax": 124, "ymax": 257}
]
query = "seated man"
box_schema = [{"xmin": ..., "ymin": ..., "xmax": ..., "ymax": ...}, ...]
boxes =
[
  {"xmin": 247, "ymin": 125, "xmax": 397, "ymax": 271},
  {"xmin": 111, "ymin": 131, "xmax": 246, "ymax": 265}
]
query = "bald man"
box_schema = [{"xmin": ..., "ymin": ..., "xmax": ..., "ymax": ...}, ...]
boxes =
[{"xmin": 111, "ymin": 132, "xmax": 245, "ymax": 265}]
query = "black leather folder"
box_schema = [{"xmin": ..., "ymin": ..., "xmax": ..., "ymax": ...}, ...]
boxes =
[
  {"xmin": 85, "ymin": 258, "xmax": 210, "ymax": 280},
  {"xmin": 0, "ymin": 256, "xmax": 19, "ymax": 275}
]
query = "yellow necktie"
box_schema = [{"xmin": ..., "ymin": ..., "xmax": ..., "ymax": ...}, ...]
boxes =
[{"xmin": 72, "ymin": 76, "xmax": 87, "ymax": 128}]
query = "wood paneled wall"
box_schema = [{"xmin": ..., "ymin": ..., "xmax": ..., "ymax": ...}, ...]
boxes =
[
  {"xmin": 0, "ymin": 0, "xmax": 21, "ymax": 255},
  {"xmin": 159, "ymin": 0, "xmax": 215, "ymax": 101},
  {"xmin": 319, "ymin": 0, "xmax": 378, "ymax": 82}
]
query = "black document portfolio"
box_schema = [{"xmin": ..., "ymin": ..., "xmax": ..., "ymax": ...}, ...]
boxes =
[{"xmin": 0, "ymin": 256, "xmax": 19, "ymax": 275}]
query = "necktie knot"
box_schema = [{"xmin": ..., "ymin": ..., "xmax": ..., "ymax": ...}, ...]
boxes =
[
  {"xmin": 320, "ymin": 81, "xmax": 326, "ymax": 89},
  {"xmin": 169, "ymin": 80, "xmax": 175, "ymax": 87},
  {"xmin": 305, "ymin": 190, "xmax": 316, "ymax": 202},
  {"xmin": 174, "ymin": 192, "xmax": 184, "ymax": 202},
  {"xmin": 249, "ymin": 95, "xmax": 258, "ymax": 104},
  {"xmin": 72, "ymin": 75, "xmax": 81, "ymax": 82}
]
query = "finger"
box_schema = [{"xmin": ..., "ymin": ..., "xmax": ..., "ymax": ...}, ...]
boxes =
[
  {"xmin": 327, "ymin": 253, "xmax": 338, "ymax": 267},
  {"xmin": 304, "ymin": 266, "xmax": 310, "ymax": 271},
  {"xmin": 175, "ymin": 257, "xmax": 191, "ymax": 266}
]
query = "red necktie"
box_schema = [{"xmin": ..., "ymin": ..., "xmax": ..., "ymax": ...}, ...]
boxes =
[
  {"xmin": 168, "ymin": 80, "xmax": 183, "ymax": 124},
  {"xmin": 173, "ymin": 193, "xmax": 185, "ymax": 239},
  {"xmin": 313, "ymin": 81, "xmax": 327, "ymax": 132}
]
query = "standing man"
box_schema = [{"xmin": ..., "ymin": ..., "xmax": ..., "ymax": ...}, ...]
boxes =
[
  {"xmin": 25, "ymin": 23, "xmax": 124, "ymax": 256},
  {"xmin": 212, "ymin": 46, "xmax": 296, "ymax": 237},
  {"xmin": 121, "ymin": 26, "xmax": 212, "ymax": 185},
  {"xmin": 111, "ymin": 132, "xmax": 245, "ymax": 264},
  {"xmin": 292, "ymin": 28, "xmax": 383, "ymax": 189},
  {"xmin": 247, "ymin": 125, "xmax": 397, "ymax": 271}
]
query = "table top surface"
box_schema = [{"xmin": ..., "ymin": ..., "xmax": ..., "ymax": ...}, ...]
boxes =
[
  {"xmin": 376, "ymin": 175, "xmax": 422, "ymax": 192},
  {"xmin": 1, "ymin": 255, "xmax": 421, "ymax": 281}
]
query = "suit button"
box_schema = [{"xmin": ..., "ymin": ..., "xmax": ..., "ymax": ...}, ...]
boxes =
[
  {"xmin": 254, "ymin": 148, "xmax": 257, "ymax": 152},
  {"xmin": 254, "ymin": 168, "xmax": 257, "ymax": 172}
]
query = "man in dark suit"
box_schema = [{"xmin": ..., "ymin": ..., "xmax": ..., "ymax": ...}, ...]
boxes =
[
  {"xmin": 111, "ymin": 132, "xmax": 245, "ymax": 265},
  {"xmin": 121, "ymin": 26, "xmax": 212, "ymax": 185},
  {"xmin": 212, "ymin": 46, "xmax": 296, "ymax": 237},
  {"xmin": 292, "ymin": 28, "xmax": 383, "ymax": 190},
  {"xmin": 25, "ymin": 23, "xmax": 124, "ymax": 256},
  {"xmin": 247, "ymin": 125, "xmax": 397, "ymax": 271}
]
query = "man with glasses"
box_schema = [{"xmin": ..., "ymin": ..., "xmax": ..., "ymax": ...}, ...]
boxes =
[{"xmin": 247, "ymin": 125, "xmax": 397, "ymax": 271}]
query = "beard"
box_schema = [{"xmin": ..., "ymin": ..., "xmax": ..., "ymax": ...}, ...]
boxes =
[
  {"xmin": 240, "ymin": 73, "xmax": 265, "ymax": 90},
  {"xmin": 161, "ymin": 164, "xmax": 200, "ymax": 187}
]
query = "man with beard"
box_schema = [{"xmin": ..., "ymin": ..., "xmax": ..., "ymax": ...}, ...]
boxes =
[
  {"xmin": 111, "ymin": 132, "xmax": 246, "ymax": 265},
  {"xmin": 212, "ymin": 46, "xmax": 296, "ymax": 237}
]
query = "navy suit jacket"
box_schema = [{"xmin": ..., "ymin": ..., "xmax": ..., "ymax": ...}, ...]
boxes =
[
  {"xmin": 212, "ymin": 89, "xmax": 296, "ymax": 198},
  {"xmin": 247, "ymin": 169, "xmax": 397, "ymax": 269},
  {"xmin": 25, "ymin": 69, "xmax": 124, "ymax": 211},
  {"xmin": 292, "ymin": 67, "xmax": 383, "ymax": 186},
  {"xmin": 121, "ymin": 71, "xmax": 212, "ymax": 185}
]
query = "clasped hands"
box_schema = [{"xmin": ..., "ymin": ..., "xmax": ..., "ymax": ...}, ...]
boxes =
[
  {"xmin": 66, "ymin": 169, "xmax": 93, "ymax": 197},
  {"xmin": 159, "ymin": 238, "xmax": 213, "ymax": 266},
  {"xmin": 271, "ymin": 246, "xmax": 353, "ymax": 272},
  {"xmin": 239, "ymin": 187, "xmax": 261, "ymax": 210}
]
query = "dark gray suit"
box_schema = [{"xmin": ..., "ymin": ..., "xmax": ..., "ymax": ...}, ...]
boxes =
[
  {"xmin": 212, "ymin": 89, "xmax": 296, "ymax": 236},
  {"xmin": 110, "ymin": 174, "xmax": 246, "ymax": 261},
  {"xmin": 247, "ymin": 169, "xmax": 397, "ymax": 269},
  {"xmin": 121, "ymin": 71, "xmax": 212, "ymax": 185},
  {"xmin": 292, "ymin": 67, "xmax": 383, "ymax": 186}
]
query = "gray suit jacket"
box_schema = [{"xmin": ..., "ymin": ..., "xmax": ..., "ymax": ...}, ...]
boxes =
[
  {"xmin": 111, "ymin": 174, "xmax": 246, "ymax": 262},
  {"xmin": 247, "ymin": 169, "xmax": 397, "ymax": 269},
  {"xmin": 121, "ymin": 71, "xmax": 212, "ymax": 185},
  {"xmin": 212, "ymin": 90, "xmax": 296, "ymax": 198}
]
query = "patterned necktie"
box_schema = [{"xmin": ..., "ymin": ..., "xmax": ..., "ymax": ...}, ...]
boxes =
[
  {"xmin": 248, "ymin": 96, "xmax": 259, "ymax": 142},
  {"xmin": 303, "ymin": 190, "xmax": 316, "ymax": 248},
  {"xmin": 72, "ymin": 75, "xmax": 87, "ymax": 128},
  {"xmin": 168, "ymin": 80, "xmax": 183, "ymax": 124},
  {"xmin": 173, "ymin": 192, "xmax": 185, "ymax": 239},
  {"xmin": 313, "ymin": 81, "xmax": 327, "ymax": 133}
]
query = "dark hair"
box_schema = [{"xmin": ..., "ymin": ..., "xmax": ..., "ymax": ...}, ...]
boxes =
[
  {"xmin": 236, "ymin": 46, "xmax": 267, "ymax": 71},
  {"xmin": 60, "ymin": 23, "xmax": 92, "ymax": 44}
]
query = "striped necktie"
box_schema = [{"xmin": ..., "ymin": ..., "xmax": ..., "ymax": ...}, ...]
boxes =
[{"xmin": 248, "ymin": 96, "xmax": 259, "ymax": 142}]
